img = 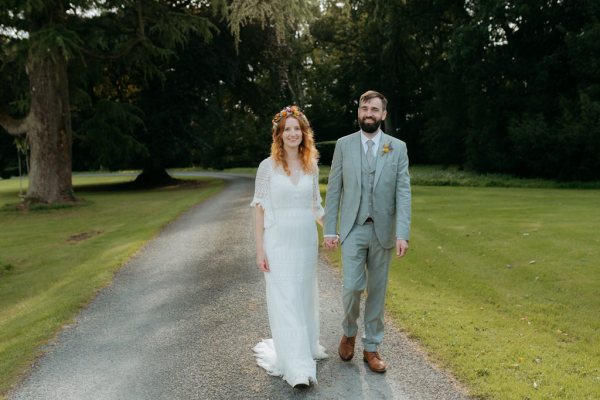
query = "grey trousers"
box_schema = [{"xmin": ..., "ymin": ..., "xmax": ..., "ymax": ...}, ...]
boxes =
[{"xmin": 341, "ymin": 223, "xmax": 392, "ymax": 352}]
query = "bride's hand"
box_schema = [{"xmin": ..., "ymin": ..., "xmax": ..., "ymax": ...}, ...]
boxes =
[
  {"xmin": 256, "ymin": 249, "xmax": 270, "ymax": 272},
  {"xmin": 323, "ymin": 236, "xmax": 339, "ymax": 250}
]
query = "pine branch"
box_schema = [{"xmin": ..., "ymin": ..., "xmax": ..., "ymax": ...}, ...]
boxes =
[
  {"xmin": 79, "ymin": 37, "xmax": 145, "ymax": 60},
  {"xmin": 76, "ymin": 0, "xmax": 147, "ymax": 61},
  {"xmin": 0, "ymin": 106, "xmax": 30, "ymax": 136}
]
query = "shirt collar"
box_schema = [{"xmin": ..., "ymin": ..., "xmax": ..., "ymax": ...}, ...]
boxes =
[{"xmin": 360, "ymin": 129, "xmax": 382, "ymax": 148}]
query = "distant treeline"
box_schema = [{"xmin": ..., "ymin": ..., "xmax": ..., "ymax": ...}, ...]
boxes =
[{"xmin": 2, "ymin": 1, "xmax": 599, "ymax": 181}]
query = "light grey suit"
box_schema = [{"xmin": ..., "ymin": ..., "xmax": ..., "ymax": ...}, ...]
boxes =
[{"xmin": 324, "ymin": 130, "xmax": 411, "ymax": 351}]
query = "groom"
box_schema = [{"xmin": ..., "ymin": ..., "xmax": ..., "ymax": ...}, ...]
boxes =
[{"xmin": 323, "ymin": 90, "xmax": 411, "ymax": 373}]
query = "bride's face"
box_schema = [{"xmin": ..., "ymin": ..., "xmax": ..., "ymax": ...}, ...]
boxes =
[{"xmin": 282, "ymin": 117, "xmax": 303, "ymax": 150}]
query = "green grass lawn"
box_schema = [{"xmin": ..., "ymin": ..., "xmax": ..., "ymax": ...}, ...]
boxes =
[
  {"xmin": 2, "ymin": 171, "xmax": 599, "ymax": 399},
  {"xmin": 323, "ymin": 185, "xmax": 600, "ymax": 399},
  {"xmin": 0, "ymin": 175, "xmax": 223, "ymax": 397}
]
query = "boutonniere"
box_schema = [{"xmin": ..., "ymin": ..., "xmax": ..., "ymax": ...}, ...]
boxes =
[{"xmin": 382, "ymin": 141, "xmax": 393, "ymax": 155}]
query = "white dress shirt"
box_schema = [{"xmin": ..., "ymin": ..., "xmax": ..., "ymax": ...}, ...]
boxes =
[{"xmin": 360, "ymin": 130, "xmax": 382, "ymax": 158}]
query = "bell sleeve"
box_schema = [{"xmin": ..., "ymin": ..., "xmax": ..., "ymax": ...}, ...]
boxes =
[
  {"xmin": 251, "ymin": 158, "xmax": 276, "ymax": 229},
  {"xmin": 312, "ymin": 164, "xmax": 325, "ymax": 221}
]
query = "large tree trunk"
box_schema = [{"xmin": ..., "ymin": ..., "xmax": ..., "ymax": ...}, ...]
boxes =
[
  {"xmin": 25, "ymin": 53, "xmax": 75, "ymax": 204},
  {"xmin": 134, "ymin": 166, "xmax": 177, "ymax": 187}
]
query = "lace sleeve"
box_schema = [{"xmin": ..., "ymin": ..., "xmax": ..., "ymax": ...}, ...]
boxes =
[
  {"xmin": 312, "ymin": 164, "xmax": 325, "ymax": 221},
  {"xmin": 251, "ymin": 158, "xmax": 276, "ymax": 228}
]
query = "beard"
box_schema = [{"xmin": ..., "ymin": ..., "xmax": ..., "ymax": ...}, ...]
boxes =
[{"xmin": 358, "ymin": 117, "xmax": 381, "ymax": 133}]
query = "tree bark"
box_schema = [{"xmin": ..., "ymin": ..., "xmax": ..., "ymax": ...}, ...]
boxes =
[
  {"xmin": 384, "ymin": 107, "xmax": 396, "ymax": 137},
  {"xmin": 24, "ymin": 52, "xmax": 76, "ymax": 203}
]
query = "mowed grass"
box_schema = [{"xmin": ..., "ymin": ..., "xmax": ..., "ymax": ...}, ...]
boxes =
[
  {"xmin": 0, "ymin": 175, "xmax": 223, "ymax": 397},
  {"xmin": 2, "ymin": 169, "xmax": 599, "ymax": 399},
  {"xmin": 324, "ymin": 185, "xmax": 600, "ymax": 399},
  {"xmin": 392, "ymin": 186, "xmax": 600, "ymax": 399}
]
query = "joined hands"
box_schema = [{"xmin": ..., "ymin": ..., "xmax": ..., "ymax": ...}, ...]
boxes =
[
  {"xmin": 323, "ymin": 237, "xmax": 409, "ymax": 258},
  {"xmin": 323, "ymin": 237, "xmax": 339, "ymax": 250}
]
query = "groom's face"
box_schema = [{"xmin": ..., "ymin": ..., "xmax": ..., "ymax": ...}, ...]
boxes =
[{"xmin": 358, "ymin": 97, "xmax": 387, "ymax": 134}]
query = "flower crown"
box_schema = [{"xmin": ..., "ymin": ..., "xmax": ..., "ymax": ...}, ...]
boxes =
[{"xmin": 272, "ymin": 105, "xmax": 307, "ymax": 127}]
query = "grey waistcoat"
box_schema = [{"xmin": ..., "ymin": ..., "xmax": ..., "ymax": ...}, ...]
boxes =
[{"xmin": 356, "ymin": 146, "xmax": 377, "ymax": 225}]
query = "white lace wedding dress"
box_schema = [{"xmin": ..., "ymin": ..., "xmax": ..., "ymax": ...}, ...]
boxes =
[{"xmin": 251, "ymin": 157, "xmax": 328, "ymax": 387}]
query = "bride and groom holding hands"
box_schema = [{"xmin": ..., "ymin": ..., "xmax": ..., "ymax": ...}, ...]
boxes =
[{"xmin": 252, "ymin": 90, "xmax": 411, "ymax": 388}]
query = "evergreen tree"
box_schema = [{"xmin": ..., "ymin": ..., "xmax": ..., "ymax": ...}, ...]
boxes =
[{"xmin": 0, "ymin": 0, "xmax": 317, "ymax": 204}]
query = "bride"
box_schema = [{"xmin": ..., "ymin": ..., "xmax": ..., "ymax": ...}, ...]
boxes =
[{"xmin": 251, "ymin": 105, "xmax": 328, "ymax": 388}]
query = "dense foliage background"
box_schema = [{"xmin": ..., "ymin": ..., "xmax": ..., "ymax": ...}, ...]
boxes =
[{"xmin": 2, "ymin": 0, "xmax": 599, "ymax": 180}]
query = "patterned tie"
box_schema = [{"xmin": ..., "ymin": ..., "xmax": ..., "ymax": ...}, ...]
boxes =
[{"xmin": 366, "ymin": 139, "xmax": 375, "ymax": 169}]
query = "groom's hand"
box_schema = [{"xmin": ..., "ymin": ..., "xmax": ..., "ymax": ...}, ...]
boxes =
[
  {"xmin": 323, "ymin": 236, "xmax": 339, "ymax": 250},
  {"xmin": 396, "ymin": 239, "xmax": 409, "ymax": 257}
]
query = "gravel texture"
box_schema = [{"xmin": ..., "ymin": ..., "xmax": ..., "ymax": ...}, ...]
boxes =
[{"xmin": 10, "ymin": 173, "xmax": 471, "ymax": 400}]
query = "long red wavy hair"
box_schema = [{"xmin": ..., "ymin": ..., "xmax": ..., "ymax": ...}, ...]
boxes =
[{"xmin": 270, "ymin": 107, "xmax": 319, "ymax": 175}]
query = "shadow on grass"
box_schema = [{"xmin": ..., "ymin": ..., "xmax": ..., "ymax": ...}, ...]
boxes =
[
  {"xmin": 0, "ymin": 199, "xmax": 92, "ymax": 213},
  {"xmin": 0, "ymin": 262, "xmax": 15, "ymax": 276},
  {"xmin": 1, "ymin": 178, "xmax": 217, "ymax": 213},
  {"xmin": 74, "ymin": 177, "xmax": 212, "ymax": 193}
]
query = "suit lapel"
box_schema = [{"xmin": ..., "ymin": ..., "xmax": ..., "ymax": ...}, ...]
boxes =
[
  {"xmin": 350, "ymin": 132, "xmax": 362, "ymax": 186},
  {"xmin": 374, "ymin": 133, "xmax": 387, "ymax": 187}
]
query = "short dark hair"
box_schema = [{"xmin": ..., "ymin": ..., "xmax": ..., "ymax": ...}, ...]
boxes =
[{"xmin": 359, "ymin": 90, "xmax": 387, "ymax": 111}]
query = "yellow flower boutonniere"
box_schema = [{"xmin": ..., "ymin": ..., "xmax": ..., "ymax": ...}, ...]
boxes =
[{"xmin": 382, "ymin": 142, "xmax": 393, "ymax": 155}]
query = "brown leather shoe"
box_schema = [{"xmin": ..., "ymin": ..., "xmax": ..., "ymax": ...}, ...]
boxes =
[
  {"xmin": 363, "ymin": 351, "xmax": 386, "ymax": 373},
  {"xmin": 338, "ymin": 335, "xmax": 356, "ymax": 361}
]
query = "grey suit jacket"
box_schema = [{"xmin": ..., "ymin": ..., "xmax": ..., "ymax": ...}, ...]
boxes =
[{"xmin": 324, "ymin": 131, "xmax": 411, "ymax": 249}]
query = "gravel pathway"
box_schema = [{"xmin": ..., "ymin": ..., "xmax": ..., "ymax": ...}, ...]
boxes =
[{"xmin": 9, "ymin": 173, "xmax": 470, "ymax": 400}]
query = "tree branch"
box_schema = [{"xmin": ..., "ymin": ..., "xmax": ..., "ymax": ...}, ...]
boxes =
[
  {"xmin": 0, "ymin": 107, "xmax": 30, "ymax": 136},
  {"xmin": 76, "ymin": 0, "xmax": 148, "ymax": 61},
  {"xmin": 137, "ymin": 0, "xmax": 146, "ymax": 37},
  {"xmin": 79, "ymin": 37, "xmax": 145, "ymax": 60}
]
